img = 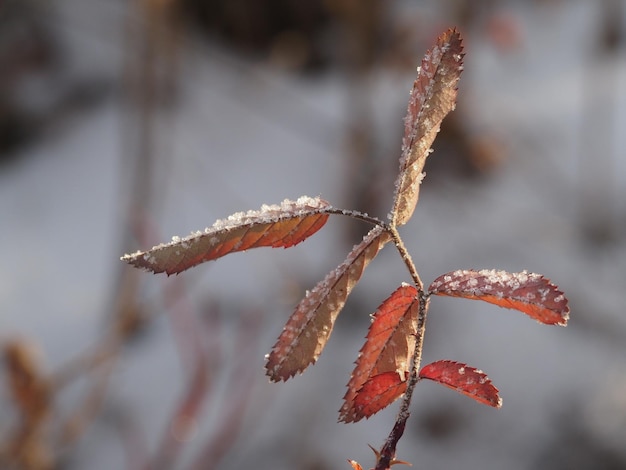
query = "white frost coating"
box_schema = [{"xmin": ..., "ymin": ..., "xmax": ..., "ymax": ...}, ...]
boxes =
[
  {"xmin": 121, "ymin": 196, "xmax": 330, "ymax": 262},
  {"xmin": 142, "ymin": 254, "xmax": 157, "ymax": 265}
]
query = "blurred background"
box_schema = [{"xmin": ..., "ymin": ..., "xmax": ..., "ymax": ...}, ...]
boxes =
[{"xmin": 1, "ymin": 0, "xmax": 625, "ymax": 469}]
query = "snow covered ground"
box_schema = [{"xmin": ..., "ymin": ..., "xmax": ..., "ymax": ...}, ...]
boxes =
[{"xmin": 1, "ymin": 1, "xmax": 625, "ymax": 469}]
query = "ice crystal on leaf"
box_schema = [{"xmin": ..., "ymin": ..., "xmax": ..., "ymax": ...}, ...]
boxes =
[
  {"xmin": 428, "ymin": 269, "xmax": 569, "ymax": 326},
  {"xmin": 120, "ymin": 197, "xmax": 331, "ymax": 275},
  {"xmin": 419, "ymin": 360, "xmax": 502, "ymax": 408},
  {"xmin": 390, "ymin": 29, "xmax": 464, "ymax": 227}
]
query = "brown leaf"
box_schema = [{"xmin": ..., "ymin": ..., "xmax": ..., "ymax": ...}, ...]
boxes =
[
  {"xmin": 351, "ymin": 371, "xmax": 409, "ymax": 421},
  {"xmin": 419, "ymin": 360, "xmax": 502, "ymax": 408},
  {"xmin": 266, "ymin": 226, "xmax": 391, "ymax": 381},
  {"xmin": 340, "ymin": 284, "xmax": 418, "ymax": 422},
  {"xmin": 428, "ymin": 269, "xmax": 569, "ymax": 326},
  {"xmin": 121, "ymin": 196, "xmax": 330, "ymax": 275},
  {"xmin": 391, "ymin": 28, "xmax": 464, "ymax": 226}
]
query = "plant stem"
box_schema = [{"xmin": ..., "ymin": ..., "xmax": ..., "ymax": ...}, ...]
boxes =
[
  {"xmin": 325, "ymin": 207, "xmax": 387, "ymax": 228},
  {"xmin": 327, "ymin": 210, "xmax": 431, "ymax": 468},
  {"xmin": 388, "ymin": 226, "xmax": 423, "ymax": 290},
  {"xmin": 374, "ymin": 227, "xmax": 430, "ymax": 470}
]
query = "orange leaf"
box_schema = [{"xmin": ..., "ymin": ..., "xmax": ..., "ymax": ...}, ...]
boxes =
[
  {"xmin": 340, "ymin": 285, "xmax": 418, "ymax": 422},
  {"xmin": 419, "ymin": 360, "xmax": 502, "ymax": 408},
  {"xmin": 351, "ymin": 371, "xmax": 408, "ymax": 420},
  {"xmin": 348, "ymin": 460, "xmax": 364, "ymax": 470},
  {"xmin": 428, "ymin": 269, "xmax": 569, "ymax": 326},
  {"xmin": 391, "ymin": 28, "xmax": 464, "ymax": 226},
  {"xmin": 266, "ymin": 226, "xmax": 391, "ymax": 381},
  {"xmin": 121, "ymin": 196, "xmax": 330, "ymax": 275}
]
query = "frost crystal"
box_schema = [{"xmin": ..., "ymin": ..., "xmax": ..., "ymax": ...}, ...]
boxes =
[
  {"xmin": 121, "ymin": 196, "xmax": 332, "ymax": 276},
  {"xmin": 428, "ymin": 269, "xmax": 569, "ymax": 326}
]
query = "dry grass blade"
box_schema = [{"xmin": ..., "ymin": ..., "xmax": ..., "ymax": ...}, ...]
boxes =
[
  {"xmin": 2, "ymin": 340, "xmax": 53, "ymax": 469},
  {"xmin": 265, "ymin": 226, "xmax": 391, "ymax": 382},
  {"xmin": 340, "ymin": 284, "xmax": 418, "ymax": 422},
  {"xmin": 121, "ymin": 196, "xmax": 330, "ymax": 275},
  {"xmin": 428, "ymin": 269, "xmax": 570, "ymax": 326},
  {"xmin": 391, "ymin": 28, "xmax": 464, "ymax": 226}
]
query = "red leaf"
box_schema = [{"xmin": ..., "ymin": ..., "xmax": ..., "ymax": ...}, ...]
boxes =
[
  {"xmin": 351, "ymin": 371, "xmax": 409, "ymax": 420},
  {"xmin": 428, "ymin": 269, "xmax": 569, "ymax": 326},
  {"xmin": 266, "ymin": 226, "xmax": 391, "ymax": 381},
  {"xmin": 340, "ymin": 285, "xmax": 418, "ymax": 422},
  {"xmin": 391, "ymin": 28, "xmax": 464, "ymax": 226},
  {"xmin": 121, "ymin": 197, "xmax": 330, "ymax": 275},
  {"xmin": 419, "ymin": 360, "xmax": 502, "ymax": 408}
]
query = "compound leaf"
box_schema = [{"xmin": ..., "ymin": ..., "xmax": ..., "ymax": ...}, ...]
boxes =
[
  {"xmin": 121, "ymin": 196, "xmax": 330, "ymax": 275},
  {"xmin": 428, "ymin": 269, "xmax": 569, "ymax": 326},
  {"xmin": 391, "ymin": 28, "xmax": 464, "ymax": 226},
  {"xmin": 340, "ymin": 284, "xmax": 418, "ymax": 423},
  {"xmin": 266, "ymin": 226, "xmax": 391, "ymax": 382},
  {"xmin": 419, "ymin": 360, "xmax": 502, "ymax": 408}
]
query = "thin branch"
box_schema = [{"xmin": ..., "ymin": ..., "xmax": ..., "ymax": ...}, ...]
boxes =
[
  {"xmin": 388, "ymin": 226, "xmax": 424, "ymax": 291},
  {"xmin": 324, "ymin": 207, "xmax": 388, "ymax": 228},
  {"xmin": 375, "ymin": 227, "xmax": 429, "ymax": 470}
]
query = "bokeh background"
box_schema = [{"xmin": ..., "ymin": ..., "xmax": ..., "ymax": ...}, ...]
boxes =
[{"xmin": 1, "ymin": 1, "xmax": 625, "ymax": 469}]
